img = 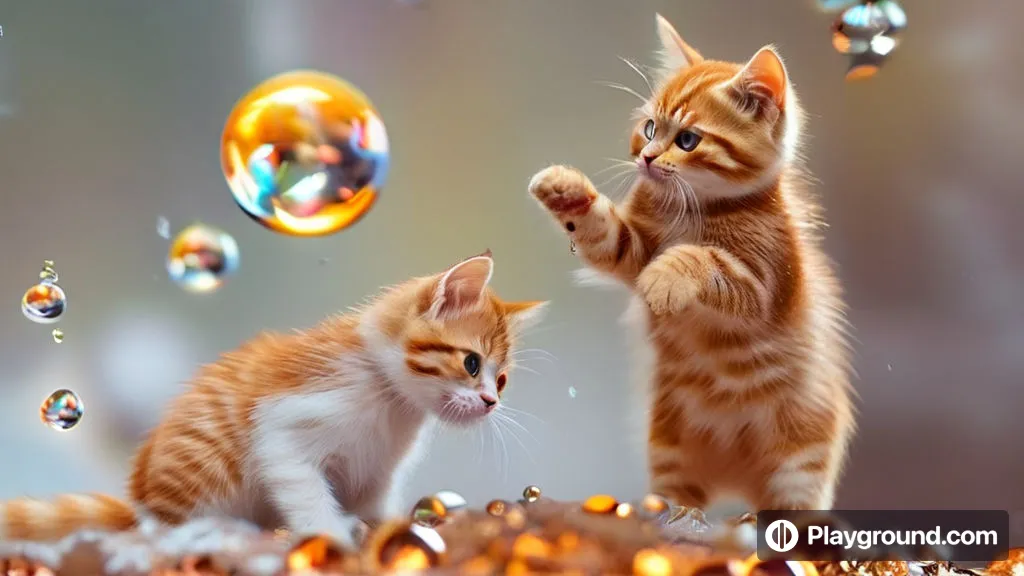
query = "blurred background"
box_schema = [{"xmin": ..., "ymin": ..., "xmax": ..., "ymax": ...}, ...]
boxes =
[{"xmin": 0, "ymin": 0, "xmax": 1022, "ymax": 541}]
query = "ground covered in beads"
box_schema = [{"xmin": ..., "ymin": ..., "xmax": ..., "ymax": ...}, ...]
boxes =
[{"xmin": 0, "ymin": 493, "xmax": 1020, "ymax": 575}]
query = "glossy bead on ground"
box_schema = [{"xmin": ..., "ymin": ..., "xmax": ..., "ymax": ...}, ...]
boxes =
[{"xmin": 221, "ymin": 70, "xmax": 389, "ymax": 237}]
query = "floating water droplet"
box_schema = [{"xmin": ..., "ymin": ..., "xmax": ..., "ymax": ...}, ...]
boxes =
[
  {"xmin": 157, "ymin": 216, "xmax": 171, "ymax": 239},
  {"xmin": 222, "ymin": 70, "xmax": 389, "ymax": 237},
  {"xmin": 568, "ymin": 386, "xmax": 577, "ymax": 398},
  {"xmin": 167, "ymin": 223, "xmax": 240, "ymax": 293},
  {"xmin": 52, "ymin": 328, "xmax": 64, "ymax": 343},
  {"xmin": 485, "ymin": 499, "xmax": 508, "ymax": 516},
  {"xmin": 40, "ymin": 389, "xmax": 83, "ymax": 431},
  {"xmin": 39, "ymin": 266, "xmax": 58, "ymax": 283},
  {"xmin": 582, "ymin": 494, "xmax": 618, "ymax": 514},
  {"xmin": 522, "ymin": 485, "xmax": 542, "ymax": 502},
  {"xmin": 22, "ymin": 282, "xmax": 67, "ymax": 324},
  {"xmin": 887, "ymin": 363, "xmax": 893, "ymax": 371},
  {"xmin": 410, "ymin": 496, "xmax": 446, "ymax": 527}
]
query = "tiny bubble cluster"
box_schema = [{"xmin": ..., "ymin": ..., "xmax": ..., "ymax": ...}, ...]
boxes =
[
  {"xmin": 22, "ymin": 260, "xmax": 67, "ymax": 325},
  {"xmin": 167, "ymin": 223, "xmax": 240, "ymax": 293},
  {"xmin": 221, "ymin": 70, "xmax": 389, "ymax": 237},
  {"xmin": 41, "ymin": 388, "xmax": 83, "ymax": 431}
]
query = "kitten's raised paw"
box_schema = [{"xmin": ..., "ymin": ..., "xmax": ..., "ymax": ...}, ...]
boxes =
[
  {"xmin": 529, "ymin": 165, "xmax": 597, "ymax": 216},
  {"xmin": 637, "ymin": 260, "xmax": 698, "ymax": 316}
]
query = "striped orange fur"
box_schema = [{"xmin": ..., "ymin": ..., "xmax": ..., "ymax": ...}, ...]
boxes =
[
  {"xmin": 529, "ymin": 14, "xmax": 854, "ymax": 511},
  {"xmin": 0, "ymin": 252, "xmax": 547, "ymax": 543}
]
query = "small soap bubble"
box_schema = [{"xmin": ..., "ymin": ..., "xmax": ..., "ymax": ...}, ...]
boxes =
[
  {"xmin": 167, "ymin": 223, "xmax": 240, "ymax": 293},
  {"xmin": 221, "ymin": 70, "xmax": 389, "ymax": 237},
  {"xmin": 40, "ymin": 389, "xmax": 83, "ymax": 431},
  {"xmin": 522, "ymin": 485, "xmax": 542, "ymax": 502},
  {"xmin": 568, "ymin": 386, "xmax": 577, "ymax": 399},
  {"xmin": 887, "ymin": 363, "xmax": 893, "ymax": 371},
  {"xmin": 22, "ymin": 282, "xmax": 67, "ymax": 324},
  {"xmin": 157, "ymin": 216, "xmax": 171, "ymax": 239},
  {"xmin": 52, "ymin": 328, "xmax": 64, "ymax": 343}
]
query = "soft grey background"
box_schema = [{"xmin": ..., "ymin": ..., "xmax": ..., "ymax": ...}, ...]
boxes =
[{"xmin": 1, "ymin": 0, "xmax": 1021, "ymax": 535}]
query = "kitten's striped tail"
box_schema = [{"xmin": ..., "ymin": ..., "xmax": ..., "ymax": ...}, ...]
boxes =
[{"xmin": 0, "ymin": 494, "xmax": 137, "ymax": 541}]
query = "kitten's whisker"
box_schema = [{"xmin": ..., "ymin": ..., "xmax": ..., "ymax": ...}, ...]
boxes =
[
  {"xmin": 492, "ymin": 413, "xmax": 536, "ymax": 466},
  {"xmin": 592, "ymin": 160, "xmax": 636, "ymax": 179},
  {"xmin": 498, "ymin": 405, "xmax": 546, "ymax": 426},
  {"xmin": 596, "ymin": 168, "xmax": 638, "ymax": 191},
  {"xmin": 493, "ymin": 409, "xmax": 540, "ymax": 446},
  {"xmin": 512, "ymin": 348, "xmax": 557, "ymax": 361},
  {"xmin": 594, "ymin": 81, "xmax": 647, "ymax": 103},
  {"xmin": 488, "ymin": 417, "xmax": 510, "ymax": 482},
  {"xmin": 618, "ymin": 56, "xmax": 655, "ymax": 96},
  {"xmin": 510, "ymin": 364, "xmax": 542, "ymax": 378}
]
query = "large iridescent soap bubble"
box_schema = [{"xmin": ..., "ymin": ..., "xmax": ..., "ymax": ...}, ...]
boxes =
[{"xmin": 221, "ymin": 70, "xmax": 390, "ymax": 237}]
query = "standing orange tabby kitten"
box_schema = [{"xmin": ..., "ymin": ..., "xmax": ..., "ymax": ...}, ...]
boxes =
[
  {"xmin": 0, "ymin": 252, "xmax": 546, "ymax": 544},
  {"xmin": 530, "ymin": 14, "xmax": 853, "ymax": 511}
]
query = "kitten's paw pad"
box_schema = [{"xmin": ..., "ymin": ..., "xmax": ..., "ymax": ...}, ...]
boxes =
[
  {"xmin": 529, "ymin": 165, "xmax": 596, "ymax": 216},
  {"xmin": 637, "ymin": 264, "xmax": 697, "ymax": 316}
]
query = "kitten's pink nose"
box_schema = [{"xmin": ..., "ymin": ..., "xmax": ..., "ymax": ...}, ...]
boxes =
[
  {"xmin": 480, "ymin": 393, "xmax": 498, "ymax": 409},
  {"xmin": 643, "ymin": 154, "xmax": 657, "ymax": 165}
]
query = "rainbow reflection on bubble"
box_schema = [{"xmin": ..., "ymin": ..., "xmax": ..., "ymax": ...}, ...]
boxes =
[
  {"xmin": 41, "ymin": 389, "xmax": 83, "ymax": 431},
  {"xmin": 166, "ymin": 223, "xmax": 240, "ymax": 293},
  {"xmin": 221, "ymin": 70, "xmax": 389, "ymax": 237},
  {"xmin": 22, "ymin": 282, "xmax": 67, "ymax": 324}
]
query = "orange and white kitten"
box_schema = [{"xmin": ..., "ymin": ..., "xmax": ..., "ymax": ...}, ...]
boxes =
[
  {"xmin": 529, "ymin": 15, "xmax": 853, "ymax": 511},
  {"xmin": 0, "ymin": 251, "xmax": 546, "ymax": 544}
]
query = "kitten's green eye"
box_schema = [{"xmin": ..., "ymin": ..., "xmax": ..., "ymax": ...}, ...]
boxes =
[
  {"xmin": 643, "ymin": 119, "xmax": 655, "ymax": 140},
  {"xmin": 463, "ymin": 352, "xmax": 481, "ymax": 377},
  {"xmin": 675, "ymin": 130, "xmax": 702, "ymax": 152}
]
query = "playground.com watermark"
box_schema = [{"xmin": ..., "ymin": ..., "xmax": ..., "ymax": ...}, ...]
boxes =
[{"xmin": 756, "ymin": 510, "xmax": 1009, "ymax": 562}]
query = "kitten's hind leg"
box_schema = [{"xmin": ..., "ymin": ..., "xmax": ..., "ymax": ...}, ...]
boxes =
[
  {"xmin": 648, "ymin": 404, "xmax": 711, "ymax": 509},
  {"xmin": 529, "ymin": 165, "xmax": 650, "ymax": 282}
]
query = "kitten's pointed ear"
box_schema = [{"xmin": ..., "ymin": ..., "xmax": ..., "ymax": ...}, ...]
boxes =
[
  {"xmin": 730, "ymin": 46, "xmax": 789, "ymax": 111},
  {"xmin": 428, "ymin": 251, "xmax": 494, "ymax": 320},
  {"xmin": 503, "ymin": 300, "xmax": 549, "ymax": 332},
  {"xmin": 655, "ymin": 14, "xmax": 704, "ymax": 75}
]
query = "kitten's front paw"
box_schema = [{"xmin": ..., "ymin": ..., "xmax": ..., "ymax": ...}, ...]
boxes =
[
  {"xmin": 300, "ymin": 514, "xmax": 367, "ymax": 550},
  {"xmin": 637, "ymin": 259, "xmax": 698, "ymax": 316},
  {"xmin": 529, "ymin": 165, "xmax": 597, "ymax": 217}
]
